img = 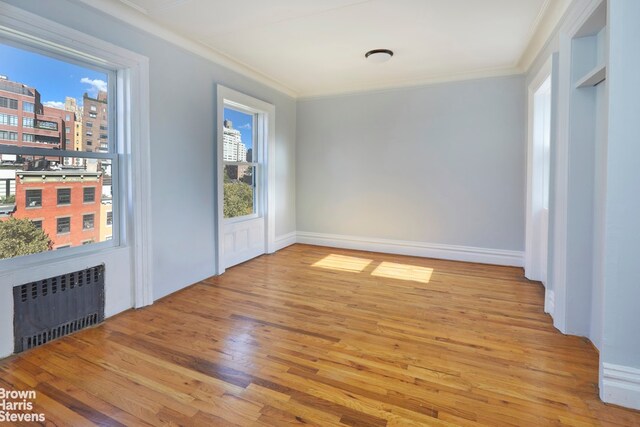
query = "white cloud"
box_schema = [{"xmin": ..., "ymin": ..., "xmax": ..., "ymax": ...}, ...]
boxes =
[
  {"xmin": 43, "ymin": 101, "xmax": 65, "ymax": 109},
  {"xmin": 239, "ymin": 123, "xmax": 252, "ymax": 130},
  {"xmin": 80, "ymin": 77, "xmax": 107, "ymax": 96}
]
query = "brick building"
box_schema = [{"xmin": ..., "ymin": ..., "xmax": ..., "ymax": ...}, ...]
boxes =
[
  {"xmin": 12, "ymin": 170, "xmax": 103, "ymax": 249},
  {"xmin": 0, "ymin": 75, "xmax": 73, "ymax": 157},
  {"xmin": 82, "ymin": 91, "xmax": 108, "ymax": 153}
]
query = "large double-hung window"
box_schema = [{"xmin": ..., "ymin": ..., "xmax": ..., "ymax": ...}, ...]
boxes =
[{"xmin": 0, "ymin": 41, "xmax": 118, "ymax": 261}]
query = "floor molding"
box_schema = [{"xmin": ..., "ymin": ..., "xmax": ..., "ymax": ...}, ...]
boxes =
[
  {"xmin": 296, "ymin": 231, "xmax": 524, "ymax": 267},
  {"xmin": 273, "ymin": 232, "xmax": 297, "ymax": 252},
  {"xmin": 602, "ymin": 363, "xmax": 640, "ymax": 410}
]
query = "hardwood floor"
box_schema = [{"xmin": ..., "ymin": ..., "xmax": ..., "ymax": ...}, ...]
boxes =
[{"xmin": 2, "ymin": 244, "xmax": 639, "ymax": 426}]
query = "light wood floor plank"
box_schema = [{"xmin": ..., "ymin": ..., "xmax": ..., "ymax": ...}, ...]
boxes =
[{"xmin": 1, "ymin": 244, "xmax": 639, "ymax": 426}]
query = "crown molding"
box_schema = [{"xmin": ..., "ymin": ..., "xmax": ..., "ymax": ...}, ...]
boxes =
[
  {"xmin": 297, "ymin": 66, "xmax": 523, "ymax": 100},
  {"xmin": 518, "ymin": 0, "xmax": 572, "ymax": 72},
  {"xmin": 72, "ymin": 0, "xmax": 299, "ymax": 98}
]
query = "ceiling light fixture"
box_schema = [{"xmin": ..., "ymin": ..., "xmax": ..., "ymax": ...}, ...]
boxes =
[{"xmin": 365, "ymin": 49, "xmax": 393, "ymax": 63}]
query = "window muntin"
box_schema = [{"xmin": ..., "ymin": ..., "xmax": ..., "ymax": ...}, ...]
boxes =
[
  {"xmin": 25, "ymin": 189, "xmax": 41, "ymax": 207},
  {"xmin": 82, "ymin": 213, "xmax": 94, "ymax": 230},
  {"xmin": 0, "ymin": 96, "xmax": 18, "ymax": 109},
  {"xmin": 106, "ymin": 211, "xmax": 113, "ymax": 226},
  {"xmin": 57, "ymin": 188, "xmax": 71, "ymax": 205},
  {"xmin": 0, "ymin": 113, "xmax": 18, "ymax": 126},
  {"xmin": 22, "ymin": 133, "xmax": 34, "ymax": 142},
  {"xmin": 56, "ymin": 217, "xmax": 70, "ymax": 234},
  {"xmin": 22, "ymin": 117, "xmax": 34, "ymax": 128},
  {"xmin": 22, "ymin": 101, "xmax": 34, "ymax": 113},
  {"xmin": 83, "ymin": 187, "xmax": 95, "ymax": 203},
  {"xmin": 0, "ymin": 131, "xmax": 18, "ymax": 141}
]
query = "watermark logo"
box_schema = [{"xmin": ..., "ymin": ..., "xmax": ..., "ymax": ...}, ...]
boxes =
[{"xmin": 0, "ymin": 388, "xmax": 46, "ymax": 423}]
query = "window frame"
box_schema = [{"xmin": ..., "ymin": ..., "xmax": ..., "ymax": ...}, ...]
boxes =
[
  {"xmin": 0, "ymin": 3, "xmax": 153, "ymax": 308},
  {"xmin": 56, "ymin": 188, "xmax": 71, "ymax": 206}
]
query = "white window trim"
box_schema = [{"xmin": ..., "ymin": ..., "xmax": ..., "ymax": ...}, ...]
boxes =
[
  {"xmin": 525, "ymin": 56, "xmax": 552, "ymax": 283},
  {"xmin": 0, "ymin": 3, "xmax": 153, "ymax": 308},
  {"xmin": 216, "ymin": 85, "xmax": 275, "ymax": 275}
]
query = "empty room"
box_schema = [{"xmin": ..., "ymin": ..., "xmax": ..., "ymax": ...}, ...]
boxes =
[{"xmin": 0, "ymin": 0, "xmax": 639, "ymax": 425}]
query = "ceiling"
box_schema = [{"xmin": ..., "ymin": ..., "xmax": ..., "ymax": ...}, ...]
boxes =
[{"xmin": 86, "ymin": 0, "xmax": 570, "ymax": 97}]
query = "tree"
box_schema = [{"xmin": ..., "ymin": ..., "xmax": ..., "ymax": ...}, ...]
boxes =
[
  {"xmin": 224, "ymin": 182, "xmax": 253, "ymax": 218},
  {"xmin": 0, "ymin": 218, "xmax": 52, "ymax": 259}
]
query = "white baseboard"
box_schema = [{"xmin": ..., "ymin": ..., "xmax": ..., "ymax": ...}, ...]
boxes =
[
  {"xmin": 296, "ymin": 231, "xmax": 524, "ymax": 267},
  {"xmin": 273, "ymin": 232, "xmax": 297, "ymax": 252},
  {"xmin": 602, "ymin": 363, "xmax": 640, "ymax": 410},
  {"xmin": 544, "ymin": 289, "xmax": 555, "ymax": 314}
]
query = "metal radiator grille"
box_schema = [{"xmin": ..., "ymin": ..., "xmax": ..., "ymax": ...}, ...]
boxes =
[{"xmin": 13, "ymin": 265, "xmax": 105, "ymax": 353}]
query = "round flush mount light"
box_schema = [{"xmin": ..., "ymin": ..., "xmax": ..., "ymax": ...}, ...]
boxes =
[{"xmin": 365, "ymin": 49, "xmax": 394, "ymax": 63}]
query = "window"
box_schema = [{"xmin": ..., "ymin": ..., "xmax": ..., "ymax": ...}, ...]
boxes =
[
  {"xmin": 83, "ymin": 187, "xmax": 95, "ymax": 203},
  {"xmin": 36, "ymin": 120, "xmax": 57, "ymax": 131},
  {"xmin": 82, "ymin": 214, "xmax": 94, "ymax": 230},
  {"xmin": 25, "ymin": 190, "xmax": 41, "ymax": 208},
  {"xmin": 0, "ymin": 40, "xmax": 119, "ymax": 260},
  {"xmin": 89, "ymin": 113, "xmax": 97, "ymax": 118},
  {"xmin": 0, "ymin": 96, "xmax": 18, "ymax": 109},
  {"xmin": 56, "ymin": 245, "xmax": 70, "ymax": 250},
  {"xmin": 57, "ymin": 188, "xmax": 71, "ymax": 205},
  {"xmin": 222, "ymin": 108, "xmax": 257, "ymax": 218},
  {"xmin": 0, "ymin": 113, "xmax": 18, "ymax": 126},
  {"xmin": 85, "ymin": 122, "xmax": 93, "ymax": 128},
  {"xmin": 90, "ymin": 105, "xmax": 97, "ymax": 112},
  {"xmin": 82, "ymin": 239, "xmax": 94, "ymax": 245},
  {"xmin": 56, "ymin": 217, "xmax": 70, "ymax": 234},
  {"xmin": 86, "ymin": 131, "xmax": 93, "ymax": 136},
  {"xmin": 106, "ymin": 211, "xmax": 113, "ymax": 226},
  {"xmin": 31, "ymin": 220, "xmax": 42, "ymax": 229},
  {"xmin": 0, "ymin": 131, "xmax": 18, "ymax": 141}
]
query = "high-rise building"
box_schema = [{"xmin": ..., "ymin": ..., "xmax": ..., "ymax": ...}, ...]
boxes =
[
  {"xmin": 0, "ymin": 75, "xmax": 72, "ymax": 157},
  {"xmin": 223, "ymin": 120, "xmax": 248, "ymax": 162},
  {"xmin": 82, "ymin": 91, "xmax": 108, "ymax": 153}
]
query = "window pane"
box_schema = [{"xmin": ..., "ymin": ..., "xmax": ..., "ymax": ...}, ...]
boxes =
[
  {"xmin": 0, "ymin": 155, "xmax": 114, "ymax": 260},
  {"xmin": 223, "ymin": 108, "xmax": 254, "ymax": 162},
  {"xmin": 57, "ymin": 188, "xmax": 71, "ymax": 205},
  {"xmin": 223, "ymin": 164, "xmax": 255, "ymax": 218},
  {"xmin": 0, "ymin": 43, "xmax": 109, "ymax": 153},
  {"xmin": 0, "ymin": 43, "xmax": 117, "ymax": 261}
]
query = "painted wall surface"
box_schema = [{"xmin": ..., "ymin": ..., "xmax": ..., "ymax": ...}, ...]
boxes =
[
  {"xmin": 0, "ymin": 0, "xmax": 297, "ymax": 304},
  {"xmin": 296, "ymin": 76, "xmax": 526, "ymax": 251},
  {"xmin": 602, "ymin": 0, "xmax": 640, "ymax": 370}
]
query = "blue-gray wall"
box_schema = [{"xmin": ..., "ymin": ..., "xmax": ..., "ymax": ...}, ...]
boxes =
[
  {"xmin": 296, "ymin": 76, "xmax": 526, "ymax": 251},
  {"xmin": 1, "ymin": 0, "xmax": 297, "ymax": 300}
]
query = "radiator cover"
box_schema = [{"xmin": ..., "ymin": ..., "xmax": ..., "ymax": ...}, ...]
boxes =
[{"xmin": 13, "ymin": 264, "xmax": 105, "ymax": 353}]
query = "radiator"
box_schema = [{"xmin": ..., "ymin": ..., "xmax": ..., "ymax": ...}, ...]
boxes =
[{"xmin": 13, "ymin": 265, "xmax": 105, "ymax": 353}]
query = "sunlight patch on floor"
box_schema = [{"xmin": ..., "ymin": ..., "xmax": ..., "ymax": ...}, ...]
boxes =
[
  {"xmin": 312, "ymin": 254, "xmax": 373, "ymax": 272},
  {"xmin": 371, "ymin": 261, "xmax": 433, "ymax": 284}
]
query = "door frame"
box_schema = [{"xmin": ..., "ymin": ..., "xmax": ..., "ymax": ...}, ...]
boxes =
[
  {"xmin": 215, "ymin": 85, "xmax": 276, "ymax": 275},
  {"xmin": 525, "ymin": 57, "xmax": 553, "ymax": 284}
]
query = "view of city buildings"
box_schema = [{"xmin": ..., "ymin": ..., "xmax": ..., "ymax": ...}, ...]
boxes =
[
  {"xmin": 223, "ymin": 119, "xmax": 248, "ymax": 162},
  {"xmin": 0, "ymin": 73, "xmax": 113, "ymax": 254}
]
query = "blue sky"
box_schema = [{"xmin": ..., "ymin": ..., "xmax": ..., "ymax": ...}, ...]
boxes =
[
  {"xmin": 224, "ymin": 107, "xmax": 253, "ymax": 151},
  {"xmin": 0, "ymin": 42, "xmax": 108, "ymax": 108}
]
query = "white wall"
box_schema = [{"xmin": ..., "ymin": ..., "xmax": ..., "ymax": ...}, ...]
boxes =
[
  {"xmin": 0, "ymin": 0, "xmax": 297, "ymax": 356},
  {"xmin": 296, "ymin": 76, "xmax": 526, "ymax": 254}
]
